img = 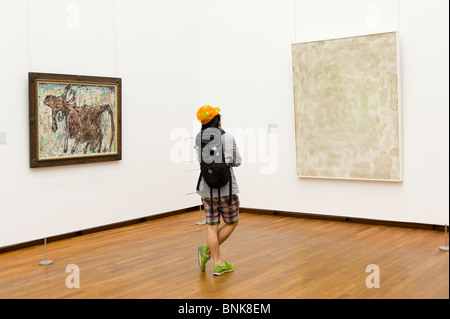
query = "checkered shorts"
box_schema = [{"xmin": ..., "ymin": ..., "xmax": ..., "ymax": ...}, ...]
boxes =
[{"xmin": 201, "ymin": 194, "xmax": 240, "ymax": 226}]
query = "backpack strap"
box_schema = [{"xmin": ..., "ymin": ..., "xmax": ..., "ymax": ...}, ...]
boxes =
[
  {"xmin": 229, "ymin": 166, "xmax": 232, "ymax": 205},
  {"xmin": 221, "ymin": 131, "xmax": 233, "ymax": 205},
  {"xmin": 196, "ymin": 174, "xmax": 202, "ymax": 192},
  {"xmin": 196, "ymin": 130, "xmax": 204, "ymax": 192}
]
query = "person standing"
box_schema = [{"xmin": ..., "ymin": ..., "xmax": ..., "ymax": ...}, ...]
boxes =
[{"xmin": 195, "ymin": 105, "xmax": 242, "ymax": 276}]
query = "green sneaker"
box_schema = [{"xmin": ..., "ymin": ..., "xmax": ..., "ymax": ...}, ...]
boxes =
[
  {"xmin": 198, "ymin": 244, "xmax": 211, "ymax": 272},
  {"xmin": 213, "ymin": 261, "xmax": 234, "ymax": 276}
]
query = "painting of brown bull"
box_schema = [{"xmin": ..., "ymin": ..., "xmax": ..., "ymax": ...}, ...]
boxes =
[
  {"xmin": 43, "ymin": 84, "xmax": 115, "ymax": 155},
  {"xmin": 29, "ymin": 72, "xmax": 121, "ymax": 168}
]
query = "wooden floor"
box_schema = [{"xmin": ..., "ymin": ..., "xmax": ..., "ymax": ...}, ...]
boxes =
[{"xmin": 0, "ymin": 210, "xmax": 448, "ymax": 299}]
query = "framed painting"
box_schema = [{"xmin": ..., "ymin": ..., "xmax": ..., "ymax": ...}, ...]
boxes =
[
  {"xmin": 29, "ymin": 72, "xmax": 122, "ymax": 168},
  {"xmin": 292, "ymin": 31, "xmax": 402, "ymax": 182}
]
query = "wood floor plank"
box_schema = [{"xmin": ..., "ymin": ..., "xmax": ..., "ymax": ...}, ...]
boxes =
[{"xmin": 0, "ymin": 211, "xmax": 448, "ymax": 299}]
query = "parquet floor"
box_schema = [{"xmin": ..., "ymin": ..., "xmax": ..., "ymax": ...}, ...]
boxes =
[{"xmin": 0, "ymin": 211, "xmax": 448, "ymax": 299}]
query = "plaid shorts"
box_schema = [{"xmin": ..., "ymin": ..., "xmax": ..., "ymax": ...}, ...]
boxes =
[{"xmin": 201, "ymin": 194, "xmax": 240, "ymax": 226}]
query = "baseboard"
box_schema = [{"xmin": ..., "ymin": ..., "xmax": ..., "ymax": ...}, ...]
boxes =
[
  {"xmin": 240, "ymin": 207, "xmax": 447, "ymax": 231},
  {"xmin": 0, "ymin": 206, "xmax": 200, "ymax": 255}
]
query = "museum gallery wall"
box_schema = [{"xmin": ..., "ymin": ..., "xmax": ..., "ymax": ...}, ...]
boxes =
[{"xmin": 292, "ymin": 32, "xmax": 402, "ymax": 182}]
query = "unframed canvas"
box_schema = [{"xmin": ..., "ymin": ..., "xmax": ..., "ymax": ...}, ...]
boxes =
[{"xmin": 292, "ymin": 31, "xmax": 402, "ymax": 182}]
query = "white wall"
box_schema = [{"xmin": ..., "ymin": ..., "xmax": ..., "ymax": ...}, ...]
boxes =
[
  {"xmin": 198, "ymin": 0, "xmax": 449, "ymax": 225},
  {"xmin": 0, "ymin": 0, "xmax": 448, "ymax": 248},
  {"xmin": 0, "ymin": 0, "xmax": 201, "ymax": 248}
]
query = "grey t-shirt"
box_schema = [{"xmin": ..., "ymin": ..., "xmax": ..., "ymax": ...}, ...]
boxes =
[{"xmin": 194, "ymin": 131, "xmax": 242, "ymax": 198}]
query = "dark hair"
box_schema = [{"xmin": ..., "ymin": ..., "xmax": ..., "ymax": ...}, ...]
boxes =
[{"xmin": 201, "ymin": 114, "xmax": 221, "ymax": 130}]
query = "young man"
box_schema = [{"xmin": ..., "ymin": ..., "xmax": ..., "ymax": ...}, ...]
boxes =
[{"xmin": 195, "ymin": 105, "xmax": 242, "ymax": 276}]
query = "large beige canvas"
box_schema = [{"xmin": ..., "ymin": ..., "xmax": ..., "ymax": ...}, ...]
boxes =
[{"xmin": 292, "ymin": 32, "xmax": 402, "ymax": 181}]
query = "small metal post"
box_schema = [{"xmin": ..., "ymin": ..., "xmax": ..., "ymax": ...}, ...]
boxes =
[
  {"xmin": 439, "ymin": 224, "xmax": 449, "ymax": 251},
  {"xmin": 39, "ymin": 238, "xmax": 53, "ymax": 265},
  {"xmin": 196, "ymin": 204, "xmax": 206, "ymax": 225}
]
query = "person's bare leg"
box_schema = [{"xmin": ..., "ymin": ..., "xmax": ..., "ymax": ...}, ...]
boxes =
[
  {"xmin": 218, "ymin": 223, "xmax": 238, "ymax": 246},
  {"xmin": 206, "ymin": 223, "xmax": 238, "ymax": 256},
  {"xmin": 206, "ymin": 224, "xmax": 223, "ymax": 265}
]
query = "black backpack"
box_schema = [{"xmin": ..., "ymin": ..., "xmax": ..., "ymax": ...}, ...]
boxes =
[{"xmin": 196, "ymin": 127, "xmax": 233, "ymax": 204}]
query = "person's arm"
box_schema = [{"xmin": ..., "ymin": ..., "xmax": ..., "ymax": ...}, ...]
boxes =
[
  {"xmin": 224, "ymin": 134, "xmax": 242, "ymax": 167},
  {"xmin": 194, "ymin": 132, "xmax": 201, "ymax": 162}
]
